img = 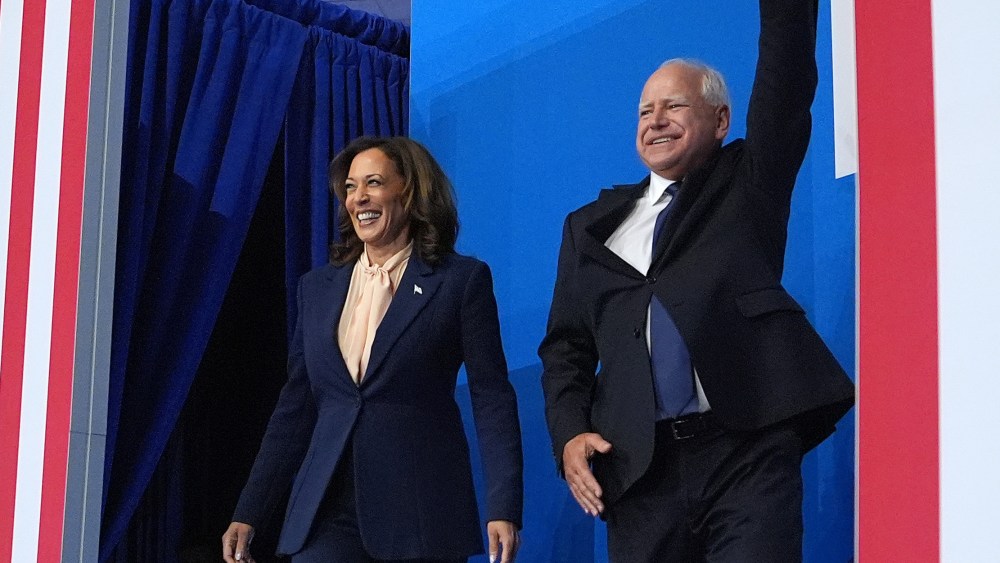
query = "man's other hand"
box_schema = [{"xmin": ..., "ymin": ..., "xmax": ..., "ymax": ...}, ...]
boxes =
[{"xmin": 562, "ymin": 432, "xmax": 612, "ymax": 516}]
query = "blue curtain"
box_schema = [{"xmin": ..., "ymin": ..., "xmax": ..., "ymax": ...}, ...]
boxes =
[
  {"xmin": 244, "ymin": 0, "xmax": 409, "ymax": 56},
  {"xmin": 284, "ymin": 29, "xmax": 408, "ymax": 335},
  {"xmin": 102, "ymin": 0, "xmax": 408, "ymax": 560}
]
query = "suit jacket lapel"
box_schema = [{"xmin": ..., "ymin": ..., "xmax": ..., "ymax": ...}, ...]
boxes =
[
  {"xmin": 651, "ymin": 149, "xmax": 727, "ymax": 271},
  {"xmin": 319, "ymin": 263, "xmax": 353, "ymax": 381},
  {"xmin": 580, "ymin": 181, "xmax": 646, "ymax": 279},
  {"xmin": 362, "ymin": 255, "xmax": 441, "ymax": 384}
]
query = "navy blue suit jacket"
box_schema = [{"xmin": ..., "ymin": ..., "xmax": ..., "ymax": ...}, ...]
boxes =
[{"xmin": 234, "ymin": 253, "xmax": 523, "ymax": 559}]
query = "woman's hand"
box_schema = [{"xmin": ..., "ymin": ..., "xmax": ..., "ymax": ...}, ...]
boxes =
[
  {"xmin": 222, "ymin": 521, "xmax": 256, "ymax": 563},
  {"xmin": 487, "ymin": 519, "xmax": 521, "ymax": 563}
]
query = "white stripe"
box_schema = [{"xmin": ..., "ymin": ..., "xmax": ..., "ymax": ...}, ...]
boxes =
[
  {"xmin": 933, "ymin": 0, "xmax": 1000, "ymax": 560},
  {"xmin": 830, "ymin": 0, "xmax": 858, "ymax": 179},
  {"xmin": 11, "ymin": 0, "xmax": 71, "ymax": 559},
  {"xmin": 0, "ymin": 0, "xmax": 27, "ymax": 376}
]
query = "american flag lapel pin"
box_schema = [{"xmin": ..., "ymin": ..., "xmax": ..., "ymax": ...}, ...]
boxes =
[{"xmin": 413, "ymin": 284, "xmax": 422, "ymax": 295}]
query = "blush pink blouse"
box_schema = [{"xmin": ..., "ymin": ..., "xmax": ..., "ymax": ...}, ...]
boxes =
[{"xmin": 337, "ymin": 242, "xmax": 413, "ymax": 384}]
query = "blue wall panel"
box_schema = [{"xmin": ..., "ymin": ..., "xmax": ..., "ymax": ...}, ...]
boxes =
[{"xmin": 412, "ymin": 2, "xmax": 855, "ymax": 561}]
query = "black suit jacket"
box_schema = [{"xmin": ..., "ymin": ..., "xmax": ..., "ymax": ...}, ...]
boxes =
[
  {"xmin": 539, "ymin": 0, "xmax": 854, "ymax": 506},
  {"xmin": 234, "ymin": 254, "xmax": 523, "ymax": 559}
]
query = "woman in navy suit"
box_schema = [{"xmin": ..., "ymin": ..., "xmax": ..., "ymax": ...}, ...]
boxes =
[{"xmin": 222, "ymin": 137, "xmax": 523, "ymax": 563}]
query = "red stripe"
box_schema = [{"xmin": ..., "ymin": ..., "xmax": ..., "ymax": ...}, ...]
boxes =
[
  {"xmin": 37, "ymin": 0, "xmax": 96, "ymax": 559},
  {"xmin": 0, "ymin": 0, "xmax": 47, "ymax": 558},
  {"xmin": 856, "ymin": 1, "xmax": 939, "ymax": 560}
]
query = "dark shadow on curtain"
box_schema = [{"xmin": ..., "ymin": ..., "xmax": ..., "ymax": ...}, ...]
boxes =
[
  {"xmin": 111, "ymin": 139, "xmax": 289, "ymax": 563},
  {"xmin": 177, "ymin": 134, "xmax": 290, "ymax": 563},
  {"xmin": 103, "ymin": 0, "xmax": 409, "ymax": 560}
]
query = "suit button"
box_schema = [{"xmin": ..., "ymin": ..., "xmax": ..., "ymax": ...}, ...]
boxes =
[
  {"xmin": 646, "ymin": 276, "xmax": 656, "ymax": 284},
  {"xmin": 633, "ymin": 328, "xmax": 641, "ymax": 338}
]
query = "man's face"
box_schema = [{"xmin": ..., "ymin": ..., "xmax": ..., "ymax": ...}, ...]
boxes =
[{"xmin": 635, "ymin": 63, "xmax": 730, "ymax": 180}]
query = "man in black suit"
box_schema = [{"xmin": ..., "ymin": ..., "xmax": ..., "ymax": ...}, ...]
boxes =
[{"xmin": 539, "ymin": 0, "xmax": 855, "ymax": 561}]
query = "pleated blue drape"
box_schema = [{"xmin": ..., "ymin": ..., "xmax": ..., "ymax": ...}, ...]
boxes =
[
  {"xmin": 102, "ymin": 0, "xmax": 408, "ymax": 560},
  {"xmin": 284, "ymin": 30, "xmax": 408, "ymax": 335},
  {"xmin": 245, "ymin": 0, "xmax": 409, "ymax": 56}
]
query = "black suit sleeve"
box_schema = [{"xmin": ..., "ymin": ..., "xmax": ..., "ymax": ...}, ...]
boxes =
[
  {"xmin": 538, "ymin": 215, "xmax": 599, "ymax": 473},
  {"xmin": 232, "ymin": 277, "xmax": 317, "ymax": 527},
  {"xmin": 745, "ymin": 0, "xmax": 819, "ymax": 198},
  {"xmin": 462, "ymin": 261, "xmax": 524, "ymax": 527}
]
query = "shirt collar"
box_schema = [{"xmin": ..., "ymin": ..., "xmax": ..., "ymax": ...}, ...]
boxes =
[{"xmin": 648, "ymin": 171, "xmax": 680, "ymax": 205}]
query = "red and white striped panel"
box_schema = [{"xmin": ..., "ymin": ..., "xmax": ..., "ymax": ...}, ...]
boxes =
[
  {"xmin": 855, "ymin": 0, "xmax": 1000, "ymax": 560},
  {"xmin": 0, "ymin": 0, "xmax": 94, "ymax": 560}
]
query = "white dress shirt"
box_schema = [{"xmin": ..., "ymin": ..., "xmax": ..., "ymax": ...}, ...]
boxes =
[{"xmin": 604, "ymin": 172, "xmax": 711, "ymax": 412}]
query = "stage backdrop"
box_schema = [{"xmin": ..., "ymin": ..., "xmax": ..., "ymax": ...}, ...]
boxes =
[{"xmin": 411, "ymin": 1, "xmax": 855, "ymax": 561}]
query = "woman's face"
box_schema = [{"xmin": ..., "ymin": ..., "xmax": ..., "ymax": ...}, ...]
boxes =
[{"xmin": 344, "ymin": 148, "xmax": 410, "ymax": 259}]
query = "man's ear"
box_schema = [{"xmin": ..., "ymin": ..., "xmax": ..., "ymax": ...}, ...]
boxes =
[{"xmin": 715, "ymin": 105, "xmax": 731, "ymax": 140}]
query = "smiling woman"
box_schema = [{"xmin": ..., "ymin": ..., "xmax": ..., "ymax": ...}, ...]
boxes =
[
  {"xmin": 342, "ymin": 148, "xmax": 411, "ymax": 265},
  {"xmin": 328, "ymin": 137, "xmax": 460, "ymax": 268},
  {"xmin": 223, "ymin": 136, "xmax": 524, "ymax": 563}
]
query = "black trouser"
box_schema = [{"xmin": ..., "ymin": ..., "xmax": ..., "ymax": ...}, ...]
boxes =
[
  {"xmin": 292, "ymin": 444, "xmax": 466, "ymax": 563},
  {"xmin": 606, "ymin": 420, "xmax": 804, "ymax": 563}
]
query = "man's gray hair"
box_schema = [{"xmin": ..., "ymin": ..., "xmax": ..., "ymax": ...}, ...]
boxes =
[{"xmin": 659, "ymin": 58, "xmax": 731, "ymax": 109}]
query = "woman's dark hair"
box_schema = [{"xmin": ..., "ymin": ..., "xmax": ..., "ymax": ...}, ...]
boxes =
[{"xmin": 328, "ymin": 137, "xmax": 459, "ymax": 266}]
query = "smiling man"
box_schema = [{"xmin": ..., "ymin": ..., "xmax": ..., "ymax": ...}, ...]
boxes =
[{"xmin": 538, "ymin": 1, "xmax": 855, "ymax": 561}]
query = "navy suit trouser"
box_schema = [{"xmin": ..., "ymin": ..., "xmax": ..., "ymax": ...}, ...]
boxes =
[
  {"xmin": 605, "ymin": 421, "xmax": 804, "ymax": 563},
  {"xmin": 291, "ymin": 444, "xmax": 466, "ymax": 563}
]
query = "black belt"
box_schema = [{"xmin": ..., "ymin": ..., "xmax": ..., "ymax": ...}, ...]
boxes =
[{"xmin": 656, "ymin": 412, "xmax": 720, "ymax": 441}]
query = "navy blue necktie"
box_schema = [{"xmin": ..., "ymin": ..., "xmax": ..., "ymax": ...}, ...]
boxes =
[{"xmin": 649, "ymin": 182, "xmax": 698, "ymax": 419}]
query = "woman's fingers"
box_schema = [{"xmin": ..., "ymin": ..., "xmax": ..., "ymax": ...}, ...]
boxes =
[
  {"xmin": 222, "ymin": 522, "xmax": 255, "ymax": 563},
  {"xmin": 487, "ymin": 520, "xmax": 521, "ymax": 563}
]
